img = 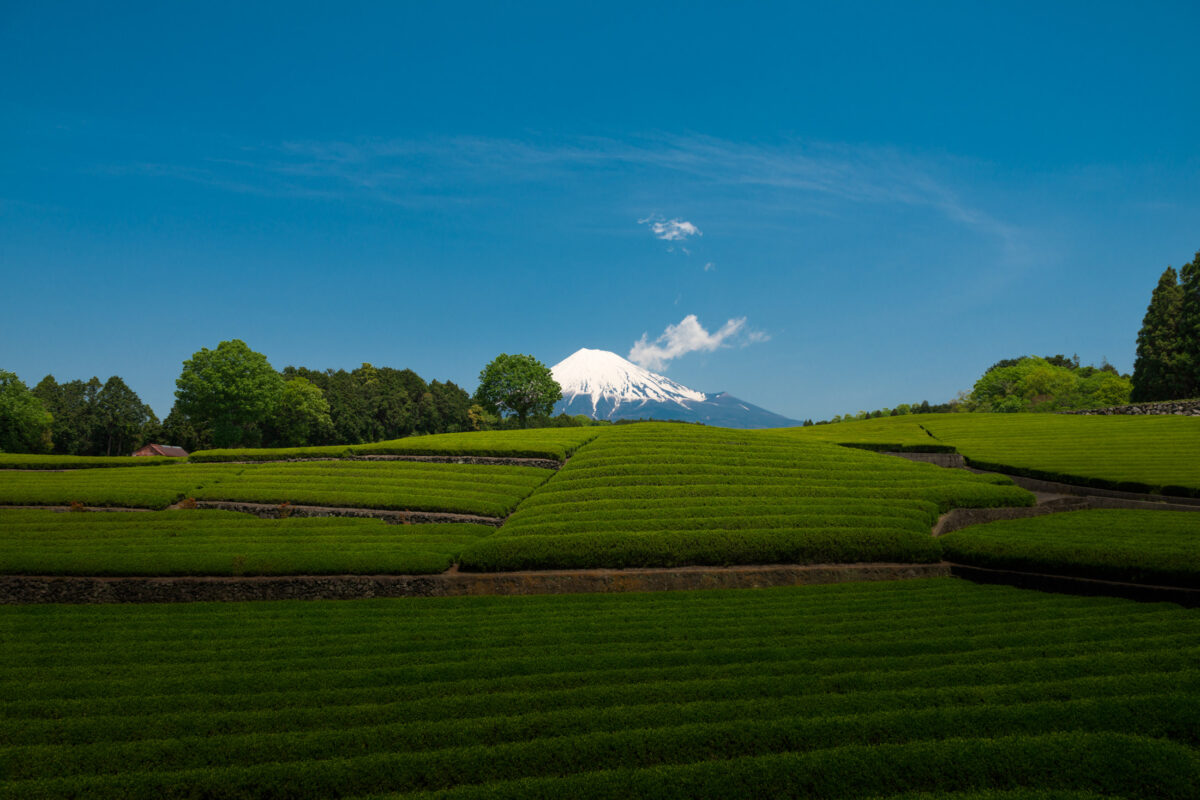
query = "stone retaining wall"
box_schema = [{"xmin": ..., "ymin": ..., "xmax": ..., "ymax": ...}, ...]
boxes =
[
  {"xmin": 0, "ymin": 563, "xmax": 951, "ymax": 604},
  {"xmin": 1062, "ymin": 399, "xmax": 1200, "ymax": 416}
]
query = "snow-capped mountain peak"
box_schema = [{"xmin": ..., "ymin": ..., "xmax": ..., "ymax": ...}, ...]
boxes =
[
  {"xmin": 550, "ymin": 348, "xmax": 801, "ymax": 428},
  {"xmin": 551, "ymin": 348, "xmax": 706, "ymax": 414}
]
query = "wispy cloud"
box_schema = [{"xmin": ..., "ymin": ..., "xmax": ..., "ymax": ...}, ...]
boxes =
[
  {"xmin": 639, "ymin": 215, "xmax": 701, "ymax": 242},
  {"xmin": 629, "ymin": 314, "xmax": 767, "ymax": 371},
  {"xmin": 703, "ymin": 261, "xmax": 716, "ymax": 272},
  {"xmin": 111, "ymin": 132, "xmax": 1019, "ymax": 245}
]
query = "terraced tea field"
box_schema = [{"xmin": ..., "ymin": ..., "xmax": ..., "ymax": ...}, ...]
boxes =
[
  {"xmin": 461, "ymin": 424, "xmax": 1031, "ymax": 571},
  {"xmin": 794, "ymin": 413, "xmax": 1200, "ymax": 496},
  {"xmin": 782, "ymin": 417, "xmax": 950, "ymax": 452},
  {"xmin": 0, "ymin": 510, "xmax": 492, "ymax": 576},
  {"xmin": 0, "ymin": 579, "xmax": 1196, "ymax": 799},
  {"xmin": 941, "ymin": 509, "xmax": 1200, "ymax": 587},
  {"xmin": 188, "ymin": 461, "xmax": 552, "ymax": 517},
  {"xmin": 0, "ymin": 461, "xmax": 553, "ymax": 517}
]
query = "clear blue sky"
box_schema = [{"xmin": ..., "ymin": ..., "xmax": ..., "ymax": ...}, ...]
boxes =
[{"xmin": 3, "ymin": 1, "xmax": 1198, "ymax": 421}]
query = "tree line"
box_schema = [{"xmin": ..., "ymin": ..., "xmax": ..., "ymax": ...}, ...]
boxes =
[{"xmin": 1, "ymin": 343, "xmax": 588, "ymax": 455}]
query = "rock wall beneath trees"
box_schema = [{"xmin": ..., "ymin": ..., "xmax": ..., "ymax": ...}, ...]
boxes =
[{"xmin": 1063, "ymin": 399, "xmax": 1200, "ymax": 416}]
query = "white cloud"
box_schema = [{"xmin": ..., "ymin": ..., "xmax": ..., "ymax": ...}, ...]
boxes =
[
  {"xmin": 639, "ymin": 216, "xmax": 702, "ymax": 242},
  {"xmin": 628, "ymin": 314, "xmax": 765, "ymax": 371},
  {"xmin": 703, "ymin": 261, "xmax": 715, "ymax": 272}
]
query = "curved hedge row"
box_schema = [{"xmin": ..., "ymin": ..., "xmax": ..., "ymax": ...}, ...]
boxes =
[{"xmin": 941, "ymin": 509, "xmax": 1200, "ymax": 587}]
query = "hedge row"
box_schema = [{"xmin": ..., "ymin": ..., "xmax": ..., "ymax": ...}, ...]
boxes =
[
  {"xmin": 0, "ymin": 510, "xmax": 492, "ymax": 576},
  {"xmin": 0, "ymin": 580, "xmax": 1195, "ymax": 798},
  {"xmin": 941, "ymin": 509, "xmax": 1200, "ymax": 586},
  {"xmin": 190, "ymin": 429, "xmax": 603, "ymax": 463},
  {"xmin": 0, "ymin": 454, "xmax": 185, "ymax": 470},
  {"xmin": 459, "ymin": 527, "xmax": 942, "ymax": 571}
]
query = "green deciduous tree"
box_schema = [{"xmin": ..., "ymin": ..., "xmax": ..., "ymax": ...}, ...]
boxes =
[
  {"xmin": 1131, "ymin": 266, "xmax": 1187, "ymax": 402},
  {"xmin": 175, "ymin": 340, "xmax": 285, "ymax": 448},
  {"xmin": 474, "ymin": 353, "xmax": 562, "ymax": 428},
  {"xmin": 0, "ymin": 370, "xmax": 53, "ymax": 453},
  {"xmin": 263, "ymin": 377, "xmax": 333, "ymax": 447},
  {"xmin": 967, "ymin": 356, "xmax": 1131, "ymax": 412}
]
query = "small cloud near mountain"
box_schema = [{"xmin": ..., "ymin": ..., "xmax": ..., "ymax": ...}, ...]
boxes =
[{"xmin": 628, "ymin": 314, "xmax": 766, "ymax": 371}]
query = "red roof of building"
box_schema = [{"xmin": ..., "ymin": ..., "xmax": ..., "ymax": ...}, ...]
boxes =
[{"xmin": 133, "ymin": 444, "xmax": 190, "ymax": 458}]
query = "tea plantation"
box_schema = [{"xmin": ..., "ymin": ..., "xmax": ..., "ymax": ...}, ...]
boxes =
[
  {"xmin": 795, "ymin": 413, "xmax": 1200, "ymax": 496},
  {"xmin": 461, "ymin": 424, "xmax": 1030, "ymax": 571},
  {"xmin": 1, "ymin": 418, "xmax": 1198, "ymax": 797},
  {"xmin": 0, "ymin": 580, "xmax": 1196, "ymax": 799}
]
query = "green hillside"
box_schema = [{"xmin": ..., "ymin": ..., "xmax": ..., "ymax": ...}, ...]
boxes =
[{"xmin": 460, "ymin": 424, "xmax": 1030, "ymax": 571}]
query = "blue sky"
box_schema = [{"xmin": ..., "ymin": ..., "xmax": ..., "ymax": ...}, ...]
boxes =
[{"xmin": 2, "ymin": 1, "xmax": 1198, "ymax": 421}]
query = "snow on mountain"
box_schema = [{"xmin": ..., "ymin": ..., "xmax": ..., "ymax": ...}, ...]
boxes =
[
  {"xmin": 550, "ymin": 348, "xmax": 801, "ymax": 429},
  {"xmin": 552, "ymin": 348, "xmax": 706, "ymax": 414}
]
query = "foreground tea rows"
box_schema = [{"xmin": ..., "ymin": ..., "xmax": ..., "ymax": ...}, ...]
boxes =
[{"xmin": 0, "ymin": 579, "xmax": 1195, "ymax": 799}]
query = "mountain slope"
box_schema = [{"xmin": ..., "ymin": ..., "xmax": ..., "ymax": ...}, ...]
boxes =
[{"xmin": 551, "ymin": 348, "xmax": 801, "ymax": 429}]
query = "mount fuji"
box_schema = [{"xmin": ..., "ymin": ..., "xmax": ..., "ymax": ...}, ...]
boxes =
[{"xmin": 550, "ymin": 348, "xmax": 801, "ymax": 429}]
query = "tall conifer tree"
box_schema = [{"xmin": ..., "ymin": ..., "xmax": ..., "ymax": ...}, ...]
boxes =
[
  {"xmin": 1131, "ymin": 266, "xmax": 1184, "ymax": 401},
  {"xmin": 1180, "ymin": 251, "xmax": 1200, "ymax": 398}
]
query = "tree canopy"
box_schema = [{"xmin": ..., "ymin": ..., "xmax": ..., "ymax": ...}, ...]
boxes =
[
  {"xmin": 175, "ymin": 339, "xmax": 286, "ymax": 448},
  {"xmin": 966, "ymin": 356, "xmax": 1131, "ymax": 413},
  {"xmin": 474, "ymin": 354, "xmax": 562, "ymax": 428},
  {"xmin": 0, "ymin": 370, "xmax": 53, "ymax": 453}
]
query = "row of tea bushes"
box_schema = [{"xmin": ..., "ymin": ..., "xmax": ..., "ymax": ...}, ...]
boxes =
[
  {"xmin": 0, "ymin": 510, "xmax": 492, "ymax": 576},
  {"xmin": 187, "ymin": 461, "xmax": 553, "ymax": 518},
  {"xmin": 941, "ymin": 509, "xmax": 1200, "ymax": 586},
  {"xmin": 190, "ymin": 428, "xmax": 603, "ymax": 463},
  {"xmin": 0, "ymin": 455, "xmax": 186, "ymax": 470}
]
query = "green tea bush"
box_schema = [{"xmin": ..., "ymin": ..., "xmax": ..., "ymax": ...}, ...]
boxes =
[
  {"xmin": 0, "ymin": 454, "xmax": 186, "ymax": 470},
  {"xmin": 941, "ymin": 509, "xmax": 1200, "ymax": 586},
  {"xmin": 0, "ymin": 509, "xmax": 493, "ymax": 576}
]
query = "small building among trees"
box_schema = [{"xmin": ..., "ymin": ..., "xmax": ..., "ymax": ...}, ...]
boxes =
[{"xmin": 132, "ymin": 443, "xmax": 189, "ymax": 458}]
